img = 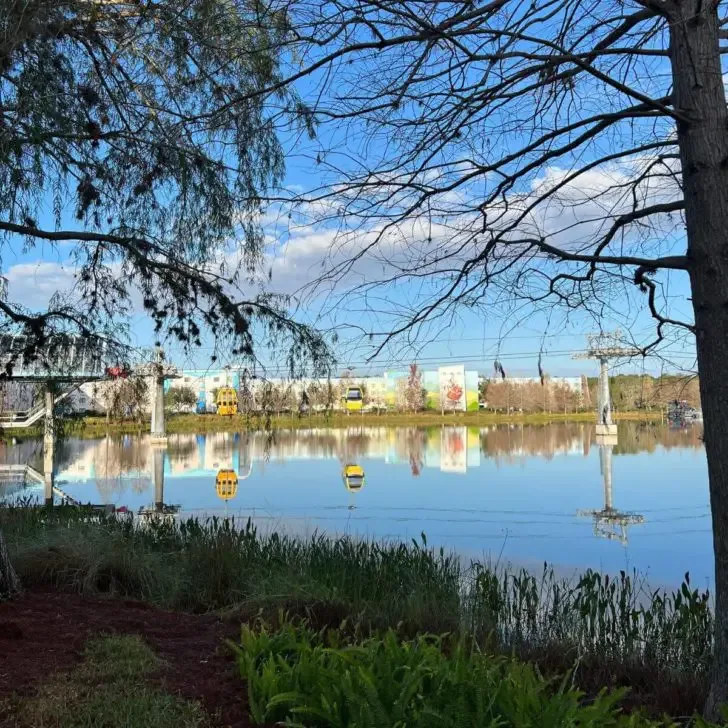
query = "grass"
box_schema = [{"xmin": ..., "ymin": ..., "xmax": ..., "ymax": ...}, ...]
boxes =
[
  {"xmin": 0, "ymin": 504, "xmax": 713, "ymax": 716},
  {"xmin": 3, "ymin": 505, "xmax": 462, "ymax": 628},
  {"xmin": 231, "ymin": 616, "xmax": 717, "ymax": 727},
  {"xmin": 3, "ymin": 635, "xmax": 209, "ymax": 727},
  {"xmin": 0, "ymin": 408, "xmax": 663, "ymax": 439}
]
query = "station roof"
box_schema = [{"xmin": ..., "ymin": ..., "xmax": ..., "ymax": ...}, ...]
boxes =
[{"xmin": 0, "ymin": 334, "xmax": 113, "ymax": 381}]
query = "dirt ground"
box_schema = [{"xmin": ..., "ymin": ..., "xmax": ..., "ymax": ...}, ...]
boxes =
[
  {"xmin": 0, "ymin": 590, "xmax": 709, "ymax": 724},
  {"xmin": 0, "ymin": 590, "xmax": 249, "ymax": 727}
]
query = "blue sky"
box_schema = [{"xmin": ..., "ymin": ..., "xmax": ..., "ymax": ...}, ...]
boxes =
[
  {"xmin": 3, "ymin": 144, "xmax": 697, "ymax": 380},
  {"xmin": 2, "ymin": 7, "xmax": 699, "ymax": 381}
]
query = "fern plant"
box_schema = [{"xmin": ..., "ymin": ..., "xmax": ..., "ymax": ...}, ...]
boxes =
[{"xmin": 230, "ymin": 618, "xmax": 715, "ymax": 727}]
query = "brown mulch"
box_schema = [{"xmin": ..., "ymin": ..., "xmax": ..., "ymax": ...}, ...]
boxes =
[
  {"xmin": 0, "ymin": 592, "xmax": 709, "ymax": 724},
  {"xmin": 0, "ymin": 590, "xmax": 249, "ymax": 727}
]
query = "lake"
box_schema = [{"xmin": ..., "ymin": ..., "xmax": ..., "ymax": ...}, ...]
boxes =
[{"xmin": 0, "ymin": 421, "xmax": 710, "ymax": 588}]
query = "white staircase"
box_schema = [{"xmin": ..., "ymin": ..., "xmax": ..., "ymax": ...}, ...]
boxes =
[{"xmin": 0, "ymin": 384, "xmax": 80, "ymax": 429}]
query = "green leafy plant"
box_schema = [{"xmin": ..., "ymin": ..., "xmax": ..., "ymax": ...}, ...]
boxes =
[{"xmin": 231, "ymin": 618, "xmax": 711, "ymax": 727}]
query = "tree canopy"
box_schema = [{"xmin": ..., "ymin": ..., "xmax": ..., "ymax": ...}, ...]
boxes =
[
  {"xmin": 255, "ymin": 0, "xmax": 703, "ymax": 359},
  {"xmin": 165, "ymin": 385, "xmax": 197, "ymax": 413},
  {"xmin": 1, "ymin": 0, "xmax": 328, "ymax": 374}
]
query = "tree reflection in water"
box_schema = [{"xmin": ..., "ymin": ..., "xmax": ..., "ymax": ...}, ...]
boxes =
[{"xmin": 46, "ymin": 421, "xmax": 704, "ymax": 492}]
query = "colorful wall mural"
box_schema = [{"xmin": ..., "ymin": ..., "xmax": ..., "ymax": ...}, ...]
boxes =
[
  {"xmin": 165, "ymin": 365, "xmax": 480, "ymax": 413},
  {"xmin": 382, "ymin": 367, "xmax": 479, "ymax": 411}
]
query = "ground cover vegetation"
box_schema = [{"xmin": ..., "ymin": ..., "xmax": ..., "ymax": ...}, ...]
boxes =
[{"xmin": 0, "ymin": 503, "xmax": 716, "ymax": 720}]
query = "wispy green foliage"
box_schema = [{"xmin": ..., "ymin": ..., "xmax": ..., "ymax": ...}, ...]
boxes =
[{"xmin": 0, "ymin": 0, "xmax": 329, "ymax": 374}]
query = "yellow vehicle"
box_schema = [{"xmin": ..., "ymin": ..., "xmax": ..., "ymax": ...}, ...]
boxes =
[
  {"xmin": 344, "ymin": 386, "xmax": 363, "ymax": 413},
  {"xmin": 342, "ymin": 464, "xmax": 365, "ymax": 492},
  {"xmin": 216, "ymin": 387, "xmax": 238, "ymax": 416},
  {"xmin": 215, "ymin": 469, "xmax": 238, "ymax": 500}
]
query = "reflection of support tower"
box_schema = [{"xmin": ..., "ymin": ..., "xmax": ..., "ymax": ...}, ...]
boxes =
[
  {"xmin": 43, "ymin": 383, "xmax": 55, "ymax": 506},
  {"xmin": 237, "ymin": 432, "xmax": 253, "ymax": 480},
  {"xmin": 138, "ymin": 447, "xmax": 179, "ymax": 522},
  {"xmin": 601, "ymin": 444, "xmax": 614, "ymax": 510},
  {"xmin": 573, "ymin": 332, "xmax": 640, "ymax": 438},
  {"xmin": 153, "ymin": 447, "xmax": 165, "ymax": 512},
  {"xmin": 577, "ymin": 442, "xmax": 644, "ymax": 546}
]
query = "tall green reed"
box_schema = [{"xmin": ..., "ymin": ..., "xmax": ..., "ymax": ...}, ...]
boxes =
[
  {"xmin": 464, "ymin": 562, "xmax": 712, "ymax": 674},
  {"xmin": 0, "ymin": 502, "xmax": 714, "ymax": 677}
]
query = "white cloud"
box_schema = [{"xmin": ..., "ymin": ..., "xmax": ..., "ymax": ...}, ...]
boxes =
[
  {"xmin": 3, "ymin": 154, "xmax": 688, "ymax": 356},
  {"xmin": 259, "ymin": 156, "xmax": 688, "ymax": 343},
  {"xmin": 5, "ymin": 260, "xmax": 77, "ymax": 310}
]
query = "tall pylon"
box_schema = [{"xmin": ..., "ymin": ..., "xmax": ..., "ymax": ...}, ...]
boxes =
[{"xmin": 573, "ymin": 331, "xmax": 640, "ymax": 437}]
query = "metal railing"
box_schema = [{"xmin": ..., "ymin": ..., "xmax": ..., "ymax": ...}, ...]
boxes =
[{"xmin": 0, "ymin": 384, "xmax": 79, "ymax": 428}]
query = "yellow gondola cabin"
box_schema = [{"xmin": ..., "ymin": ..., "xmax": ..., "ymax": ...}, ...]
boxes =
[
  {"xmin": 344, "ymin": 386, "xmax": 363, "ymax": 413},
  {"xmin": 216, "ymin": 387, "xmax": 238, "ymax": 416},
  {"xmin": 215, "ymin": 469, "xmax": 238, "ymax": 500},
  {"xmin": 343, "ymin": 464, "xmax": 365, "ymax": 492}
]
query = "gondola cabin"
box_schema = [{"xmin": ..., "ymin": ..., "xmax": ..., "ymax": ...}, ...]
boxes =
[
  {"xmin": 343, "ymin": 464, "xmax": 365, "ymax": 492},
  {"xmin": 215, "ymin": 469, "xmax": 238, "ymax": 501},
  {"xmin": 344, "ymin": 386, "xmax": 363, "ymax": 412},
  {"xmin": 216, "ymin": 387, "xmax": 238, "ymax": 416}
]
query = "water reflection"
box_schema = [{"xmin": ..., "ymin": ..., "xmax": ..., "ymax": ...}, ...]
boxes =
[
  {"xmin": 576, "ymin": 436, "xmax": 645, "ymax": 545},
  {"xmin": 3, "ymin": 422, "xmax": 706, "ymax": 505},
  {"xmin": 0, "ymin": 438, "xmax": 45, "ymax": 500},
  {"xmin": 0, "ymin": 421, "xmax": 709, "ymax": 585}
]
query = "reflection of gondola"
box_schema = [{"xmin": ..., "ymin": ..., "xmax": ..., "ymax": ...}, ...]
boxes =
[
  {"xmin": 216, "ymin": 469, "xmax": 238, "ymax": 500},
  {"xmin": 343, "ymin": 463, "xmax": 365, "ymax": 492}
]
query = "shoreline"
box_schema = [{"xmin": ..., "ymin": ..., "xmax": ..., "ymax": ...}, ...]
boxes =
[
  {"xmin": 0, "ymin": 506, "xmax": 713, "ymax": 722},
  {"xmin": 1, "ymin": 409, "xmax": 665, "ymax": 439}
]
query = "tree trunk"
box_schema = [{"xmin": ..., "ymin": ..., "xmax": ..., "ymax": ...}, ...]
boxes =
[
  {"xmin": 669, "ymin": 1, "xmax": 728, "ymax": 717},
  {"xmin": 0, "ymin": 528, "xmax": 20, "ymax": 600}
]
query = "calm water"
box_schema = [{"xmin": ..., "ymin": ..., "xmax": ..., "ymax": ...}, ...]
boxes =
[{"xmin": 0, "ymin": 421, "xmax": 710, "ymax": 587}]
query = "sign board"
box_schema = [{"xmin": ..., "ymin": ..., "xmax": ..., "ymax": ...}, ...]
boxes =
[
  {"xmin": 440, "ymin": 426, "xmax": 467, "ymax": 473},
  {"xmin": 438, "ymin": 365, "xmax": 466, "ymax": 412}
]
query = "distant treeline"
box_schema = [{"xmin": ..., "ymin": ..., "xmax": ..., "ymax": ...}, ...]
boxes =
[
  {"xmin": 595, "ymin": 374, "xmax": 700, "ymax": 411},
  {"xmin": 482, "ymin": 374, "xmax": 699, "ymax": 414}
]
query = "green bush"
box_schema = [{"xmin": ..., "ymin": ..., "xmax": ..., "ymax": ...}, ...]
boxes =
[{"xmin": 230, "ymin": 618, "xmax": 714, "ymax": 727}]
